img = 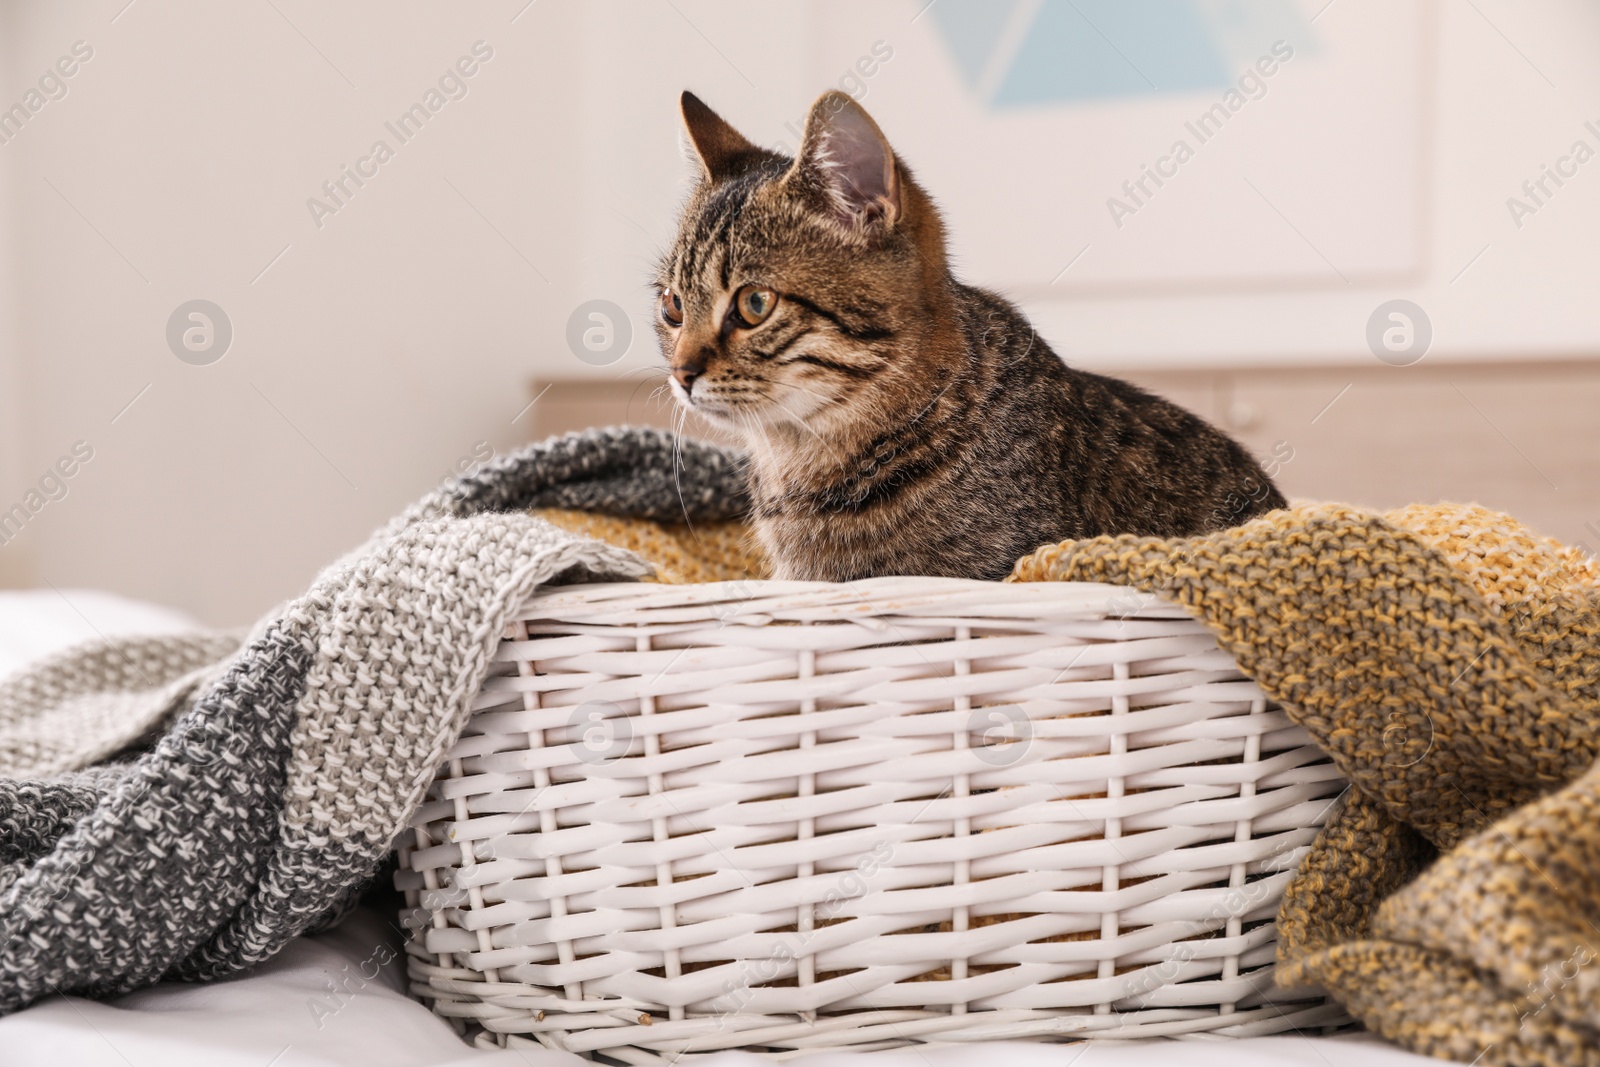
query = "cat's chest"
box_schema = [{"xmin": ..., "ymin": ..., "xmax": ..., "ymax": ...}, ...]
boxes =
[{"xmin": 746, "ymin": 452, "xmax": 901, "ymax": 520}]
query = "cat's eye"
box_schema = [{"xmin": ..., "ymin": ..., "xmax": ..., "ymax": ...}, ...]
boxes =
[
  {"xmin": 734, "ymin": 285, "xmax": 777, "ymax": 327},
  {"xmin": 658, "ymin": 288, "xmax": 683, "ymax": 327}
]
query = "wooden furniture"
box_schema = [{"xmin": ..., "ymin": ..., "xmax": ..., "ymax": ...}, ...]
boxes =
[{"xmin": 529, "ymin": 360, "xmax": 1600, "ymax": 552}]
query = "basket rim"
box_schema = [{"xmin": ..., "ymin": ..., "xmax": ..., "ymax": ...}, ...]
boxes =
[{"xmin": 517, "ymin": 576, "xmax": 1184, "ymax": 623}]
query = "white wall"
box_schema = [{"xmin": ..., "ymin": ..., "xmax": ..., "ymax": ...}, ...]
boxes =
[
  {"xmin": 0, "ymin": 0, "xmax": 1596, "ymax": 625},
  {"xmin": 1027, "ymin": 0, "xmax": 1600, "ymax": 367},
  {"xmin": 0, "ymin": 17, "xmax": 27, "ymax": 587}
]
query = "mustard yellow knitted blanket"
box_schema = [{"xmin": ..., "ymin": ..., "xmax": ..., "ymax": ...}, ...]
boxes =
[
  {"xmin": 1014, "ymin": 501, "xmax": 1600, "ymax": 1066},
  {"xmin": 537, "ymin": 499, "xmax": 1600, "ymax": 1064}
]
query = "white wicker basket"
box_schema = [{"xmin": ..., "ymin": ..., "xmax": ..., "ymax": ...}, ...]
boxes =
[{"xmin": 397, "ymin": 577, "xmax": 1348, "ymax": 1060}]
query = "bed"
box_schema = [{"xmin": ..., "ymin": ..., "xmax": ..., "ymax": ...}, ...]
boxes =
[{"xmin": 0, "ymin": 588, "xmax": 1444, "ymax": 1066}]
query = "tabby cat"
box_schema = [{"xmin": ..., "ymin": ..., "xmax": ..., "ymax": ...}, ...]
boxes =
[{"xmin": 656, "ymin": 90, "xmax": 1285, "ymax": 581}]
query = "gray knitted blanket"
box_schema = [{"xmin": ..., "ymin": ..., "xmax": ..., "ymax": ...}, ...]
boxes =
[{"xmin": 0, "ymin": 428, "xmax": 748, "ymax": 1013}]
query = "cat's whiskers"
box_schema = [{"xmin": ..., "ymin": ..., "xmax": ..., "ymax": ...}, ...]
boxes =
[
  {"xmin": 766, "ymin": 377, "xmax": 833, "ymax": 405},
  {"xmin": 670, "ymin": 402, "xmax": 704, "ymax": 543},
  {"xmin": 728, "ymin": 404, "xmax": 775, "ymax": 471},
  {"xmin": 760, "ymin": 381, "xmax": 837, "ymax": 448},
  {"xmin": 780, "ymin": 408, "xmax": 829, "ymax": 447}
]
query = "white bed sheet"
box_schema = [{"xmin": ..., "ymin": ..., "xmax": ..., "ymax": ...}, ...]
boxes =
[
  {"xmin": 0, "ymin": 588, "xmax": 1451, "ymax": 1066},
  {"xmin": 0, "ymin": 588, "xmax": 200, "ymax": 678}
]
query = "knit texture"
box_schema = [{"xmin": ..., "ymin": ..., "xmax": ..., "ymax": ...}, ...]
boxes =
[
  {"xmin": 0, "ymin": 427, "xmax": 750, "ymax": 1012},
  {"xmin": 531, "ymin": 508, "xmax": 765, "ymax": 584},
  {"xmin": 1012, "ymin": 501, "xmax": 1600, "ymax": 1066}
]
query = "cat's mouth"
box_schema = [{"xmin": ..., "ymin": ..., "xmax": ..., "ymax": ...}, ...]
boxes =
[
  {"xmin": 676, "ymin": 387, "xmax": 832, "ymax": 431},
  {"xmin": 675, "ymin": 394, "xmax": 785, "ymax": 436},
  {"xmin": 670, "ymin": 383, "xmax": 744, "ymax": 424}
]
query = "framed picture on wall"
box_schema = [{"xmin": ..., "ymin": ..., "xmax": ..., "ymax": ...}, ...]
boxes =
[{"xmin": 808, "ymin": 0, "xmax": 1432, "ymax": 296}]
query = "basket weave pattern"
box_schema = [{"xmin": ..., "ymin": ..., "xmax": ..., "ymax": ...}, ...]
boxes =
[{"xmin": 398, "ymin": 578, "xmax": 1348, "ymax": 1059}]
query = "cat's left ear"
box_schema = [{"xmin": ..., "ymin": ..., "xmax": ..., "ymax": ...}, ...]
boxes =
[
  {"xmin": 787, "ymin": 91, "xmax": 901, "ymax": 230},
  {"xmin": 681, "ymin": 90, "xmax": 763, "ymax": 183}
]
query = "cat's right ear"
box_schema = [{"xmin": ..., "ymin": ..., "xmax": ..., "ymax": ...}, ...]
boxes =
[
  {"xmin": 680, "ymin": 91, "xmax": 761, "ymax": 183},
  {"xmin": 786, "ymin": 91, "xmax": 901, "ymax": 233}
]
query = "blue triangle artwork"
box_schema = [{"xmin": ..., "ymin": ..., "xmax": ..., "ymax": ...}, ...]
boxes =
[{"xmin": 930, "ymin": 0, "xmax": 1317, "ymax": 108}]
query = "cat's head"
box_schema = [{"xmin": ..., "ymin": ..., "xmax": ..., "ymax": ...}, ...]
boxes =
[{"xmin": 654, "ymin": 90, "xmax": 948, "ymax": 436}]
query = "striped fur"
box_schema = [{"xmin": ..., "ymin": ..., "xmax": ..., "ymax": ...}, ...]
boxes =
[{"xmin": 657, "ymin": 91, "xmax": 1285, "ymax": 581}]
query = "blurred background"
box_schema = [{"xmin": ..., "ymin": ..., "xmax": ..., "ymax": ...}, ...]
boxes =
[{"xmin": 0, "ymin": 0, "xmax": 1596, "ymax": 627}]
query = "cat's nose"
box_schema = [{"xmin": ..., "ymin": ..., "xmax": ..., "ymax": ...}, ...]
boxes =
[{"xmin": 671, "ymin": 347, "xmax": 709, "ymax": 394}]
